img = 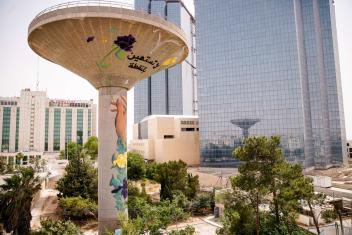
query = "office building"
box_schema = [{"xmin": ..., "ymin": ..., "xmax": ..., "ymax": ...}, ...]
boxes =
[
  {"xmin": 0, "ymin": 89, "xmax": 97, "ymax": 153},
  {"xmin": 134, "ymin": 0, "xmax": 197, "ymax": 123},
  {"xmin": 129, "ymin": 115, "xmax": 200, "ymax": 165},
  {"xmin": 196, "ymin": 0, "xmax": 346, "ymax": 168}
]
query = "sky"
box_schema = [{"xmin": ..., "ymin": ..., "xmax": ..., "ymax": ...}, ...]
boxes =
[{"xmin": 0, "ymin": 0, "xmax": 351, "ymax": 140}]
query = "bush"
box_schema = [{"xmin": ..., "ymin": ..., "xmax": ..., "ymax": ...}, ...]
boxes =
[
  {"xmin": 59, "ymin": 196, "xmax": 97, "ymax": 220},
  {"xmin": 172, "ymin": 190, "xmax": 191, "ymax": 212},
  {"xmin": 191, "ymin": 192, "xmax": 215, "ymax": 216},
  {"xmin": 127, "ymin": 182, "xmax": 152, "ymax": 219},
  {"xmin": 127, "ymin": 152, "xmax": 146, "ymax": 180},
  {"xmin": 31, "ymin": 219, "xmax": 82, "ymax": 235},
  {"xmin": 168, "ymin": 226, "xmax": 195, "ymax": 235},
  {"xmin": 322, "ymin": 209, "xmax": 337, "ymax": 223},
  {"xmin": 125, "ymin": 194, "xmax": 189, "ymax": 235},
  {"xmin": 146, "ymin": 161, "xmax": 158, "ymax": 179}
]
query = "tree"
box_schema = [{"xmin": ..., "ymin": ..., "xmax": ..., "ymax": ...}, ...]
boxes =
[
  {"xmin": 56, "ymin": 155, "xmax": 97, "ymax": 202},
  {"xmin": 152, "ymin": 160, "xmax": 190, "ymax": 200},
  {"xmin": 0, "ymin": 157, "xmax": 6, "ymax": 174},
  {"xmin": 59, "ymin": 142, "xmax": 82, "ymax": 160},
  {"xmin": 185, "ymin": 174, "xmax": 199, "ymax": 199},
  {"xmin": 127, "ymin": 152, "xmax": 146, "ymax": 180},
  {"xmin": 233, "ymin": 137, "xmax": 282, "ymax": 235},
  {"xmin": 216, "ymin": 190, "xmax": 256, "ymax": 235},
  {"xmin": 0, "ymin": 167, "xmax": 41, "ymax": 234},
  {"xmin": 225, "ymin": 136, "xmax": 317, "ymax": 235},
  {"xmin": 15, "ymin": 152, "xmax": 24, "ymax": 165},
  {"xmin": 83, "ymin": 136, "xmax": 98, "ymax": 160}
]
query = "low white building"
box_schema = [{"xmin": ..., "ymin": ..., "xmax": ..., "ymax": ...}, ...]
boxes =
[
  {"xmin": 0, "ymin": 88, "xmax": 97, "ymax": 153},
  {"xmin": 129, "ymin": 115, "xmax": 200, "ymax": 166}
]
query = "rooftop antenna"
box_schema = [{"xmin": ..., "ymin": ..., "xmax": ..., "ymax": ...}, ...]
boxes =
[{"xmin": 36, "ymin": 56, "xmax": 40, "ymax": 91}]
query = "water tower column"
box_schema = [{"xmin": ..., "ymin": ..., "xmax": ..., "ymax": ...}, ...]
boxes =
[{"xmin": 98, "ymin": 86, "xmax": 128, "ymax": 233}]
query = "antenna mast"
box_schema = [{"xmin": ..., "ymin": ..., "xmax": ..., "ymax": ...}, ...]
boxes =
[{"xmin": 36, "ymin": 56, "xmax": 40, "ymax": 90}]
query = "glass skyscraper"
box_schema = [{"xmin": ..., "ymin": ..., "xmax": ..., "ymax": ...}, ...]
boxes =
[
  {"xmin": 134, "ymin": 0, "xmax": 197, "ymax": 123},
  {"xmin": 196, "ymin": 0, "xmax": 346, "ymax": 168}
]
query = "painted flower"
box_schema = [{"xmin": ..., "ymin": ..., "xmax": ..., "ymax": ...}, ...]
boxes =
[
  {"xmin": 111, "ymin": 177, "xmax": 128, "ymax": 199},
  {"xmin": 114, "ymin": 34, "xmax": 136, "ymax": 52},
  {"xmin": 113, "ymin": 152, "xmax": 127, "ymax": 168},
  {"xmin": 162, "ymin": 57, "xmax": 177, "ymax": 66},
  {"xmin": 86, "ymin": 36, "xmax": 94, "ymax": 43}
]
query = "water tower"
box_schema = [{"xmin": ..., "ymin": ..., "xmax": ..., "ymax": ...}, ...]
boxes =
[
  {"xmin": 28, "ymin": 1, "xmax": 188, "ymax": 233},
  {"xmin": 231, "ymin": 118, "xmax": 260, "ymax": 139}
]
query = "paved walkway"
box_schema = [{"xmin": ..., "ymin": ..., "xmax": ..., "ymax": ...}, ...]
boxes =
[
  {"xmin": 31, "ymin": 188, "xmax": 59, "ymax": 229},
  {"xmin": 167, "ymin": 216, "xmax": 220, "ymax": 235}
]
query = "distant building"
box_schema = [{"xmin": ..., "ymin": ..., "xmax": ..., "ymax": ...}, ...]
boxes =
[
  {"xmin": 196, "ymin": 0, "xmax": 347, "ymax": 168},
  {"xmin": 133, "ymin": 0, "xmax": 197, "ymax": 123},
  {"xmin": 347, "ymin": 141, "xmax": 352, "ymax": 158},
  {"xmin": 129, "ymin": 115, "xmax": 200, "ymax": 166},
  {"xmin": 0, "ymin": 89, "xmax": 96, "ymax": 153}
]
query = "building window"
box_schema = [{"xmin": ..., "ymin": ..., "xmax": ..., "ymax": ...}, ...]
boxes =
[
  {"xmin": 181, "ymin": 128, "xmax": 195, "ymax": 132},
  {"xmin": 65, "ymin": 109, "xmax": 72, "ymax": 145},
  {"xmin": 45, "ymin": 108, "xmax": 49, "ymax": 151},
  {"xmin": 1, "ymin": 107, "xmax": 11, "ymax": 152},
  {"xmin": 15, "ymin": 107, "xmax": 20, "ymax": 151},
  {"xmin": 164, "ymin": 135, "xmax": 174, "ymax": 139},
  {"xmin": 53, "ymin": 108, "xmax": 61, "ymax": 151},
  {"xmin": 88, "ymin": 109, "xmax": 91, "ymax": 137},
  {"xmin": 77, "ymin": 109, "xmax": 83, "ymax": 145}
]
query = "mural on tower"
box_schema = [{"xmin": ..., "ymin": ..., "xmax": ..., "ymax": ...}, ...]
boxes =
[{"xmin": 109, "ymin": 95, "xmax": 128, "ymax": 210}]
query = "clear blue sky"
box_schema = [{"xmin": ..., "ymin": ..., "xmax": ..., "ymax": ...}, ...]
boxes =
[{"xmin": 0, "ymin": 0, "xmax": 351, "ymax": 140}]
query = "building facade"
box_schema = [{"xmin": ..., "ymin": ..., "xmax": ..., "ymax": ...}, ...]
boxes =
[
  {"xmin": 196, "ymin": 0, "xmax": 346, "ymax": 168},
  {"xmin": 129, "ymin": 115, "xmax": 200, "ymax": 166},
  {"xmin": 347, "ymin": 140, "xmax": 352, "ymax": 159},
  {"xmin": 0, "ymin": 89, "xmax": 97, "ymax": 153},
  {"xmin": 134, "ymin": 0, "xmax": 197, "ymax": 123}
]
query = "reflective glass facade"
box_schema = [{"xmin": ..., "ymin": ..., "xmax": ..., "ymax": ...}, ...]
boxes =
[
  {"xmin": 88, "ymin": 109, "xmax": 92, "ymax": 137},
  {"xmin": 196, "ymin": 0, "xmax": 346, "ymax": 168},
  {"xmin": 77, "ymin": 109, "xmax": 83, "ymax": 145},
  {"xmin": 1, "ymin": 107, "xmax": 11, "ymax": 151},
  {"xmin": 134, "ymin": 0, "xmax": 196, "ymax": 123},
  {"xmin": 65, "ymin": 109, "xmax": 72, "ymax": 144},
  {"xmin": 15, "ymin": 107, "xmax": 20, "ymax": 151},
  {"xmin": 53, "ymin": 108, "xmax": 61, "ymax": 151}
]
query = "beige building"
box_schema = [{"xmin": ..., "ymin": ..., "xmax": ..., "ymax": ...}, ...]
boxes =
[
  {"xmin": 0, "ymin": 88, "xmax": 97, "ymax": 153},
  {"xmin": 129, "ymin": 115, "xmax": 200, "ymax": 166}
]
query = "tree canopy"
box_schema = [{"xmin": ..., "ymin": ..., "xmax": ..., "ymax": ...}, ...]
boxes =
[
  {"xmin": 83, "ymin": 136, "xmax": 98, "ymax": 160},
  {"xmin": 56, "ymin": 155, "xmax": 97, "ymax": 202},
  {"xmin": 218, "ymin": 136, "xmax": 316, "ymax": 235},
  {"xmin": 0, "ymin": 167, "xmax": 41, "ymax": 234}
]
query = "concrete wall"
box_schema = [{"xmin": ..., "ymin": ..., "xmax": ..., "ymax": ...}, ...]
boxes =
[{"xmin": 129, "ymin": 115, "xmax": 200, "ymax": 166}]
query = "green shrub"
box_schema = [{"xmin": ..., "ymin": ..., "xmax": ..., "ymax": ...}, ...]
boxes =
[
  {"xmin": 127, "ymin": 182, "xmax": 152, "ymax": 219},
  {"xmin": 146, "ymin": 161, "xmax": 158, "ymax": 179},
  {"xmin": 322, "ymin": 209, "xmax": 337, "ymax": 223},
  {"xmin": 191, "ymin": 192, "xmax": 214, "ymax": 215},
  {"xmin": 31, "ymin": 219, "xmax": 82, "ymax": 235},
  {"xmin": 168, "ymin": 226, "xmax": 195, "ymax": 235},
  {"xmin": 59, "ymin": 196, "xmax": 97, "ymax": 220},
  {"xmin": 127, "ymin": 152, "xmax": 146, "ymax": 180}
]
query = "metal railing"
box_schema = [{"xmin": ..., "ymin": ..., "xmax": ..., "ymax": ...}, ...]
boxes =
[
  {"xmin": 28, "ymin": 0, "xmax": 188, "ymax": 49},
  {"xmin": 33, "ymin": 1, "xmax": 134, "ymax": 19}
]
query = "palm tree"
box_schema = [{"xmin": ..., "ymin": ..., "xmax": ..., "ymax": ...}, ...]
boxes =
[{"xmin": 0, "ymin": 167, "xmax": 41, "ymax": 234}]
